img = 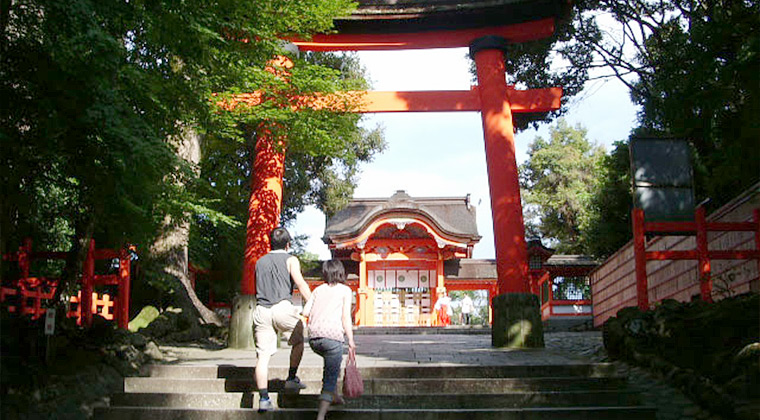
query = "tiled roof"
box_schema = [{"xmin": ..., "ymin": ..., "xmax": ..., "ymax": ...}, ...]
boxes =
[
  {"xmin": 544, "ymin": 255, "xmax": 598, "ymax": 267},
  {"xmin": 323, "ymin": 190, "xmax": 480, "ymax": 244}
]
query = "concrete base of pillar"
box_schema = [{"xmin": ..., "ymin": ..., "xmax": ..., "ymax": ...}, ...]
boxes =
[
  {"xmin": 491, "ymin": 293, "xmax": 544, "ymax": 348},
  {"xmin": 227, "ymin": 295, "xmax": 256, "ymax": 349}
]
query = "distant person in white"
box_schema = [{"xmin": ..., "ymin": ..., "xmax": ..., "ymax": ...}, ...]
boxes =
[{"xmin": 460, "ymin": 294, "xmax": 475, "ymax": 325}]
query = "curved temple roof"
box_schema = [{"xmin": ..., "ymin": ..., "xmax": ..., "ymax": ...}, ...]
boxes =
[
  {"xmin": 323, "ymin": 190, "xmax": 481, "ymax": 246},
  {"xmin": 334, "ymin": 0, "xmax": 568, "ymax": 34}
]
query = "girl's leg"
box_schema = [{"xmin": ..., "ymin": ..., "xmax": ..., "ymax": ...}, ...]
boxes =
[
  {"xmin": 310, "ymin": 338, "xmax": 344, "ymax": 419},
  {"xmin": 320, "ymin": 339, "xmax": 344, "ymax": 397},
  {"xmin": 317, "ymin": 398, "xmax": 330, "ymax": 420}
]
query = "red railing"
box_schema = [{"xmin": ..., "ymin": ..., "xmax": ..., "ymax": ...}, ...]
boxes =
[
  {"xmin": 632, "ymin": 207, "xmax": 760, "ymax": 310},
  {"xmin": 1, "ymin": 238, "xmax": 132, "ymax": 329},
  {"xmin": 536, "ymin": 271, "xmax": 592, "ymax": 320}
]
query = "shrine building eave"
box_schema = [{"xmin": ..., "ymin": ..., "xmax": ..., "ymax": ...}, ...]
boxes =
[
  {"xmin": 323, "ymin": 190, "xmax": 481, "ymax": 249},
  {"xmin": 333, "ymin": 0, "xmax": 568, "ymax": 35}
]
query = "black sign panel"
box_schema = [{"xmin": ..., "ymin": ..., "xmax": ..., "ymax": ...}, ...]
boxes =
[{"xmin": 630, "ymin": 138, "xmax": 695, "ymax": 222}]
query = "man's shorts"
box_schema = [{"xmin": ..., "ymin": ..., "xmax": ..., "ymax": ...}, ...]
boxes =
[{"xmin": 253, "ymin": 300, "xmax": 304, "ymax": 357}]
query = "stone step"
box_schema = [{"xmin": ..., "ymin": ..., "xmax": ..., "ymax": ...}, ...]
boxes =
[
  {"xmin": 124, "ymin": 376, "xmax": 628, "ymax": 394},
  {"xmin": 110, "ymin": 392, "xmax": 263, "ymax": 410},
  {"xmin": 143, "ymin": 363, "xmax": 617, "ymax": 380},
  {"xmin": 278, "ymin": 390, "xmax": 643, "ymax": 409},
  {"xmin": 95, "ymin": 406, "xmax": 658, "ymax": 419},
  {"xmin": 109, "ymin": 390, "xmax": 641, "ymax": 410}
]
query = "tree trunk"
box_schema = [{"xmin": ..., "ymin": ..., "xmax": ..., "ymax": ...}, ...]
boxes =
[
  {"xmin": 151, "ymin": 128, "xmax": 222, "ymax": 327},
  {"xmin": 54, "ymin": 216, "xmax": 94, "ymax": 305}
]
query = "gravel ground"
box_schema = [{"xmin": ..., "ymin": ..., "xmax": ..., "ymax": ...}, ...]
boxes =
[{"xmin": 544, "ymin": 331, "xmax": 728, "ymax": 420}]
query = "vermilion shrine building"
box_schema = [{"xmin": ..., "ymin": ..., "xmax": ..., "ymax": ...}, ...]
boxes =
[{"xmin": 301, "ymin": 191, "xmax": 596, "ymax": 327}]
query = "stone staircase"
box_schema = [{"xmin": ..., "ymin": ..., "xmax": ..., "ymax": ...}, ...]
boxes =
[{"xmin": 95, "ymin": 363, "xmax": 656, "ymax": 419}]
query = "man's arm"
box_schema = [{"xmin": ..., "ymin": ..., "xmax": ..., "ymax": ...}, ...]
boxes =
[{"xmin": 287, "ymin": 256, "xmax": 312, "ymax": 302}]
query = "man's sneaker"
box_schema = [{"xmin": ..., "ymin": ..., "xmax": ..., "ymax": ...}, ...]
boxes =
[
  {"xmin": 258, "ymin": 398, "xmax": 274, "ymax": 412},
  {"xmin": 284, "ymin": 376, "xmax": 307, "ymax": 390}
]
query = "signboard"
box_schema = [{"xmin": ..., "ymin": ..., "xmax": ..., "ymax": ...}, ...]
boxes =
[
  {"xmin": 630, "ymin": 138, "xmax": 695, "ymax": 222},
  {"xmin": 44, "ymin": 308, "xmax": 56, "ymax": 335}
]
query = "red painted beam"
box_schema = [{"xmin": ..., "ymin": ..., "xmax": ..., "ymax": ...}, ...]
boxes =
[
  {"xmin": 706, "ymin": 222, "xmax": 758, "ymax": 232},
  {"xmin": 222, "ymin": 87, "xmax": 562, "ymax": 114},
  {"xmin": 645, "ymin": 250, "xmax": 760, "ymax": 261},
  {"xmin": 644, "ymin": 221, "xmax": 697, "ymax": 233},
  {"xmin": 551, "ymin": 299, "xmax": 592, "ymax": 305},
  {"xmin": 292, "ymin": 19, "xmax": 556, "ymax": 51},
  {"xmin": 646, "ymin": 250, "xmax": 698, "ymax": 260},
  {"xmin": 708, "ymin": 250, "xmax": 760, "ymax": 260},
  {"xmin": 359, "ymin": 88, "xmax": 562, "ymax": 113}
]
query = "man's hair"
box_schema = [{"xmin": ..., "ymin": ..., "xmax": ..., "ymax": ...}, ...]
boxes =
[
  {"xmin": 321, "ymin": 260, "xmax": 346, "ymax": 285},
  {"xmin": 269, "ymin": 227, "xmax": 291, "ymax": 250}
]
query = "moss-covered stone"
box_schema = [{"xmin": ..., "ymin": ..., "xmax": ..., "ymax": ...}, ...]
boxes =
[
  {"xmin": 602, "ymin": 293, "xmax": 759, "ymax": 419},
  {"xmin": 491, "ymin": 293, "xmax": 544, "ymax": 348},
  {"xmin": 128, "ymin": 306, "xmax": 159, "ymax": 333}
]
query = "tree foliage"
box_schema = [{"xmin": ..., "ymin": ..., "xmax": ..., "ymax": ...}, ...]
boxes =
[
  {"xmin": 583, "ymin": 140, "xmax": 632, "ymax": 258},
  {"xmin": 574, "ymin": 0, "xmax": 760, "ymax": 207},
  {"xmin": 1, "ymin": 0, "xmax": 381, "ymax": 310},
  {"xmin": 520, "ymin": 120, "xmax": 606, "ymax": 254},
  {"xmin": 517, "ymin": 0, "xmax": 758, "ymax": 257}
]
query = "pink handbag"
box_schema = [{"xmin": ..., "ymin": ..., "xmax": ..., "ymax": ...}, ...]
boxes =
[{"xmin": 342, "ymin": 348, "xmax": 363, "ymax": 398}]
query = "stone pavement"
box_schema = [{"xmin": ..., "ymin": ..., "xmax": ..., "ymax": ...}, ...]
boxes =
[{"xmin": 157, "ymin": 331, "xmax": 723, "ymax": 420}]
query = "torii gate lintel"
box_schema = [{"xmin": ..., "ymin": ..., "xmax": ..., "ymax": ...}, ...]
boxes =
[{"xmin": 239, "ymin": 31, "xmax": 561, "ymax": 302}]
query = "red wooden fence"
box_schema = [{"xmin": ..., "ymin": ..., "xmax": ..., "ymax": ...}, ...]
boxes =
[
  {"xmin": 1, "ymin": 238, "xmax": 132, "ymax": 329},
  {"xmin": 591, "ymin": 186, "xmax": 760, "ymax": 327}
]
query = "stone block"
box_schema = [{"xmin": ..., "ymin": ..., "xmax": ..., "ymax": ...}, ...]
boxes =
[
  {"xmin": 491, "ymin": 293, "xmax": 544, "ymax": 348},
  {"xmin": 227, "ymin": 295, "xmax": 256, "ymax": 349}
]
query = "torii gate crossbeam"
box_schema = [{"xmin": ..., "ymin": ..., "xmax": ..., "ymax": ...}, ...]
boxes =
[{"xmin": 238, "ymin": 20, "xmax": 561, "ymax": 338}]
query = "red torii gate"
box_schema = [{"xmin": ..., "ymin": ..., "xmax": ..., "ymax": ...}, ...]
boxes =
[{"xmin": 237, "ymin": 17, "xmax": 562, "ymax": 318}]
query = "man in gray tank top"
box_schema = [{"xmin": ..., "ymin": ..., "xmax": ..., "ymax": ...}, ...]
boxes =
[{"xmin": 253, "ymin": 227, "xmax": 312, "ymax": 412}]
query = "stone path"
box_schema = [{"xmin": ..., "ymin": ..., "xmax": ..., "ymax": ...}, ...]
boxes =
[{"xmin": 544, "ymin": 332, "xmax": 725, "ymax": 420}]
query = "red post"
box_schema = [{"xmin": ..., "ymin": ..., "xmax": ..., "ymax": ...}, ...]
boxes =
[
  {"xmin": 117, "ymin": 248, "xmax": 131, "ymax": 329},
  {"xmin": 240, "ymin": 56, "xmax": 293, "ymax": 296},
  {"xmin": 632, "ymin": 208, "xmax": 649, "ymax": 310},
  {"xmin": 471, "ymin": 37, "xmax": 529, "ymax": 295},
  {"xmin": 695, "ymin": 207, "xmax": 712, "ymax": 302},
  {"xmin": 82, "ymin": 239, "xmax": 95, "ymax": 327},
  {"xmin": 240, "ymin": 126, "xmax": 287, "ymax": 295}
]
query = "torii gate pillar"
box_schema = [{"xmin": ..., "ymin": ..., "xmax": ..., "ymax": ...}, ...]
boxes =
[{"xmin": 471, "ymin": 36, "xmax": 544, "ymax": 348}]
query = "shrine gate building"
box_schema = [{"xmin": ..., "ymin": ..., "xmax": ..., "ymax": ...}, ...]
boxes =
[{"xmin": 313, "ymin": 191, "xmax": 596, "ymax": 327}]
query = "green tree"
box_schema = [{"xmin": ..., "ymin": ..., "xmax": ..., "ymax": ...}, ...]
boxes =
[
  {"xmin": 0, "ymin": 0, "xmax": 360, "ymax": 318},
  {"xmin": 583, "ymin": 140, "xmax": 632, "ymax": 258},
  {"xmin": 573, "ymin": 0, "xmax": 760, "ymax": 207},
  {"xmin": 515, "ymin": 1, "xmax": 758, "ymax": 257},
  {"xmin": 520, "ymin": 120, "xmax": 606, "ymax": 253}
]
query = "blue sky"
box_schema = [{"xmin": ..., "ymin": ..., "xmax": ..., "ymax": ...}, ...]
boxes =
[{"xmin": 292, "ymin": 47, "xmax": 638, "ymax": 260}]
